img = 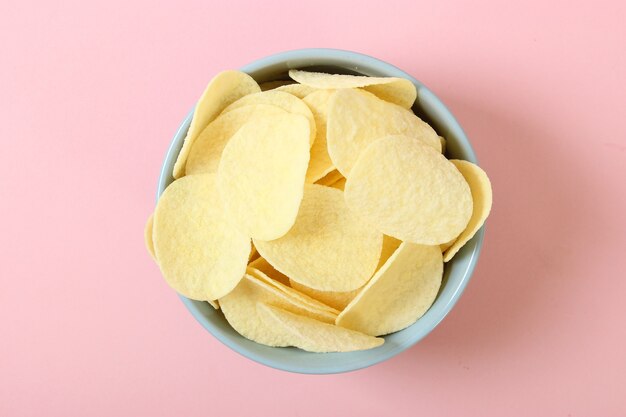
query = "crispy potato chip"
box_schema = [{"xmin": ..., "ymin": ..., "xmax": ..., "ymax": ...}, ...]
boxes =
[
  {"xmin": 259, "ymin": 80, "xmax": 293, "ymax": 91},
  {"xmin": 219, "ymin": 275, "xmax": 336, "ymax": 347},
  {"xmin": 173, "ymin": 71, "xmax": 260, "ymax": 178},
  {"xmin": 327, "ymin": 89, "xmax": 441, "ymax": 175},
  {"xmin": 185, "ymin": 104, "xmax": 287, "ymax": 176},
  {"xmin": 254, "ymin": 184, "xmax": 383, "ymax": 292},
  {"xmin": 144, "ymin": 213, "xmax": 156, "ymax": 261},
  {"xmin": 247, "ymin": 267, "xmax": 339, "ymax": 315},
  {"xmin": 439, "ymin": 239, "xmax": 455, "ymax": 252},
  {"xmin": 153, "ymin": 174, "xmax": 250, "ymax": 300},
  {"xmin": 221, "ymin": 90, "xmax": 316, "ymax": 147},
  {"xmin": 288, "ymin": 235, "xmax": 401, "ymax": 310},
  {"xmin": 337, "ymin": 243, "xmax": 443, "ymax": 336},
  {"xmin": 302, "ymin": 90, "xmax": 336, "ymax": 183},
  {"xmin": 345, "ymin": 135, "xmax": 472, "ymax": 245},
  {"xmin": 288, "ymin": 69, "xmax": 416, "ymax": 108},
  {"xmin": 443, "ymin": 160, "xmax": 493, "ymax": 262},
  {"xmin": 248, "ymin": 257, "xmax": 290, "ymax": 286},
  {"xmin": 257, "ymin": 303, "xmax": 383, "ymax": 352},
  {"xmin": 275, "ymin": 83, "xmax": 318, "ymax": 98},
  {"xmin": 218, "ymin": 114, "xmax": 310, "ymax": 240}
]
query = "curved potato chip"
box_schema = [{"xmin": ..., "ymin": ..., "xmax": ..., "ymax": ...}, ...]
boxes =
[
  {"xmin": 336, "ymin": 243, "xmax": 443, "ymax": 336},
  {"xmin": 275, "ymin": 83, "xmax": 318, "ymax": 98},
  {"xmin": 288, "ymin": 69, "xmax": 416, "ymax": 108},
  {"xmin": 303, "ymin": 90, "xmax": 336, "ymax": 183},
  {"xmin": 443, "ymin": 160, "xmax": 493, "ymax": 262},
  {"xmin": 260, "ymin": 80, "xmax": 293, "ymax": 90},
  {"xmin": 254, "ymin": 184, "xmax": 383, "ymax": 292},
  {"xmin": 288, "ymin": 235, "xmax": 401, "ymax": 310},
  {"xmin": 327, "ymin": 89, "xmax": 441, "ymax": 176},
  {"xmin": 219, "ymin": 275, "xmax": 336, "ymax": 347},
  {"xmin": 217, "ymin": 114, "xmax": 310, "ymax": 240},
  {"xmin": 221, "ymin": 90, "xmax": 316, "ymax": 147},
  {"xmin": 248, "ymin": 257, "xmax": 290, "ymax": 286},
  {"xmin": 173, "ymin": 70, "xmax": 260, "ymax": 178},
  {"xmin": 247, "ymin": 267, "xmax": 339, "ymax": 315},
  {"xmin": 153, "ymin": 174, "xmax": 250, "ymax": 300},
  {"xmin": 144, "ymin": 213, "xmax": 156, "ymax": 261},
  {"xmin": 257, "ymin": 303, "xmax": 383, "ymax": 352},
  {"xmin": 185, "ymin": 104, "xmax": 287, "ymax": 176},
  {"xmin": 345, "ymin": 135, "xmax": 472, "ymax": 245}
]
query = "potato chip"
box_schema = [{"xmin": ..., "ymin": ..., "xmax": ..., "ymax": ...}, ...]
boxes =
[
  {"xmin": 247, "ymin": 267, "xmax": 339, "ymax": 315},
  {"xmin": 288, "ymin": 235, "xmax": 401, "ymax": 310},
  {"xmin": 248, "ymin": 245, "xmax": 259, "ymax": 262},
  {"xmin": 275, "ymin": 83, "xmax": 317, "ymax": 98},
  {"xmin": 439, "ymin": 239, "xmax": 455, "ymax": 252},
  {"xmin": 327, "ymin": 89, "xmax": 441, "ymax": 176},
  {"xmin": 314, "ymin": 169, "xmax": 343, "ymax": 186},
  {"xmin": 217, "ymin": 114, "xmax": 310, "ymax": 240},
  {"xmin": 443, "ymin": 160, "xmax": 493, "ymax": 262},
  {"xmin": 153, "ymin": 174, "xmax": 250, "ymax": 300},
  {"xmin": 302, "ymin": 90, "xmax": 336, "ymax": 183},
  {"xmin": 221, "ymin": 90, "xmax": 316, "ymax": 147},
  {"xmin": 345, "ymin": 135, "xmax": 472, "ymax": 245},
  {"xmin": 288, "ymin": 69, "xmax": 416, "ymax": 108},
  {"xmin": 172, "ymin": 70, "xmax": 260, "ymax": 178},
  {"xmin": 248, "ymin": 257, "xmax": 290, "ymax": 286},
  {"xmin": 336, "ymin": 243, "xmax": 443, "ymax": 336},
  {"xmin": 257, "ymin": 303, "xmax": 383, "ymax": 352},
  {"xmin": 254, "ymin": 184, "xmax": 383, "ymax": 292},
  {"xmin": 219, "ymin": 274, "xmax": 337, "ymax": 347},
  {"xmin": 208, "ymin": 299, "xmax": 219, "ymax": 310},
  {"xmin": 329, "ymin": 177, "xmax": 346, "ymax": 191},
  {"xmin": 144, "ymin": 213, "xmax": 156, "ymax": 261},
  {"xmin": 185, "ymin": 104, "xmax": 287, "ymax": 176},
  {"xmin": 259, "ymin": 80, "xmax": 293, "ymax": 91}
]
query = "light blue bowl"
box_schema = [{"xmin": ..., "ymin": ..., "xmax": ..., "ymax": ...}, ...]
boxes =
[{"xmin": 157, "ymin": 48, "xmax": 484, "ymax": 374}]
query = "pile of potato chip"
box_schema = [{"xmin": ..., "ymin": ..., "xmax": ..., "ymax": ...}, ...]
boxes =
[{"xmin": 145, "ymin": 69, "xmax": 492, "ymax": 353}]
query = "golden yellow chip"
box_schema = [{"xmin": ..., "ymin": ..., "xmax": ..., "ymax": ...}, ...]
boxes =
[
  {"xmin": 288, "ymin": 235, "xmax": 400, "ymax": 310},
  {"xmin": 247, "ymin": 267, "xmax": 339, "ymax": 315},
  {"xmin": 247, "ymin": 257, "xmax": 290, "ymax": 286},
  {"xmin": 257, "ymin": 303, "xmax": 383, "ymax": 352},
  {"xmin": 259, "ymin": 80, "xmax": 293, "ymax": 91},
  {"xmin": 327, "ymin": 89, "xmax": 441, "ymax": 176},
  {"xmin": 254, "ymin": 184, "xmax": 383, "ymax": 292},
  {"xmin": 144, "ymin": 213, "xmax": 156, "ymax": 261},
  {"xmin": 314, "ymin": 169, "xmax": 343, "ymax": 186},
  {"xmin": 336, "ymin": 243, "xmax": 443, "ymax": 336},
  {"xmin": 275, "ymin": 83, "xmax": 318, "ymax": 98},
  {"xmin": 185, "ymin": 104, "xmax": 287, "ymax": 176},
  {"xmin": 221, "ymin": 90, "xmax": 316, "ymax": 147},
  {"xmin": 288, "ymin": 69, "xmax": 416, "ymax": 108},
  {"xmin": 345, "ymin": 135, "xmax": 472, "ymax": 245},
  {"xmin": 329, "ymin": 177, "xmax": 346, "ymax": 191},
  {"xmin": 153, "ymin": 174, "xmax": 250, "ymax": 300},
  {"xmin": 217, "ymin": 114, "xmax": 310, "ymax": 240},
  {"xmin": 443, "ymin": 160, "xmax": 493, "ymax": 262},
  {"xmin": 172, "ymin": 70, "xmax": 260, "ymax": 179},
  {"xmin": 302, "ymin": 90, "xmax": 336, "ymax": 183},
  {"xmin": 219, "ymin": 274, "xmax": 337, "ymax": 347}
]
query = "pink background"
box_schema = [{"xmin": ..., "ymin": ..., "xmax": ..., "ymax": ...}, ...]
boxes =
[{"xmin": 1, "ymin": 0, "xmax": 625, "ymax": 415}]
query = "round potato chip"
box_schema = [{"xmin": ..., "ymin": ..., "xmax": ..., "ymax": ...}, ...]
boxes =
[
  {"xmin": 345, "ymin": 135, "xmax": 472, "ymax": 245},
  {"xmin": 275, "ymin": 83, "xmax": 317, "ymax": 98},
  {"xmin": 336, "ymin": 243, "xmax": 443, "ymax": 336},
  {"xmin": 144, "ymin": 213, "xmax": 156, "ymax": 261},
  {"xmin": 254, "ymin": 184, "xmax": 383, "ymax": 292},
  {"xmin": 288, "ymin": 235, "xmax": 400, "ymax": 310},
  {"xmin": 443, "ymin": 160, "xmax": 493, "ymax": 262},
  {"xmin": 302, "ymin": 90, "xmax": 336, "ymax": 183},
  {"xmin": 288, "ymin": 69, "xmax": 416, "ymax": 108},
  {"xmin": 153, "ymin": 174, "xmax": 250, "ymax": 300},
  {"xmin": 219, "ymin": 274, "xmax": 337, "ymax": 347},
  {"xmin": 217, "ymin": 114, "xmax": 310, "ymax": 241},
  {"xmin": 173, "ymin": 70, "xmax": 260, "ymax": 178},
  {"xmin": 257, "ymin": 303, "xmax": 383, "ymax": 352},
  {"xmin": 327, "ymin": 89, "xmax": 441, "ymax": 176},
  {"xmin": 185, "ymin": 104, "xmax": 287, "ymax": 176},
  {"xmin": 221, "ymin": 90, "xmax": 316, "ymax": 147}
]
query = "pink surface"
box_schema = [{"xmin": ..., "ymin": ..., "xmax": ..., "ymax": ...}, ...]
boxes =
[{"xmin": 1, "ymin": 1, "xmax": 625, "ymax": 415}]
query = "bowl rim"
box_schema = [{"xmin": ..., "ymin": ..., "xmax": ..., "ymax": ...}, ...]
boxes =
[{"xmin": 156, "ymin": 48, "xmax": 484, "ymax": 374}]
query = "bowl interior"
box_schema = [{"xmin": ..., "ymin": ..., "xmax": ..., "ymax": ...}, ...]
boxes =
[{"xmin": 157, "ymin": 49, "xmax": 484, "ymax": 374}]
